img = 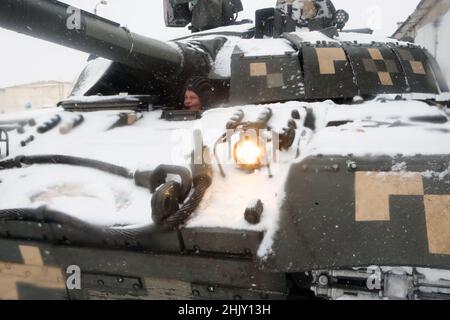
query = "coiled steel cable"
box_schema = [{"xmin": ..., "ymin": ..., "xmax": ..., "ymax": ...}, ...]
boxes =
[
  {"xmin": 160, "ymin": 175, "xmax": 212, "ymax": 230},
  {"xmin": 0, "ymin": 206, "xmax": 153, "ymax": 242},
  {"xmin": 0, "ymin": 143, "xmax": 212, "ymax": 234}
]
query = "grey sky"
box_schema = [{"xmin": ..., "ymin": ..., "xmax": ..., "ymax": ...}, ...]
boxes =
[{"xmin": 0, "ymin": 0, "xmax": 420, "ymax": 88}]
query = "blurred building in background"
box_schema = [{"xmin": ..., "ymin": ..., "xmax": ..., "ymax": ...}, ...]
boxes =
[
  {"xmin": 0, "ymin": 81, "xmax": 72, "ymax": 114},
  {"xmin": 393, "ymin": 0, "xmax": 450, "ymax": 87}
]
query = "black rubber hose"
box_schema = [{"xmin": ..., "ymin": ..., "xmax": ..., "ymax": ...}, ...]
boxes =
[
  {"xmin": 0, "ymin": 156, "xmax": 192, "ymax": 199},
  {"xmin": 0, "ymin": 154, "xmax": 133, "ymax": 179}
]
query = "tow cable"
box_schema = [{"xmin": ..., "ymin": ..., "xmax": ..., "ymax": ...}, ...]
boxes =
[{"xmin": 0, "ymin": 130, "xmax": 212, "ymax": 233}]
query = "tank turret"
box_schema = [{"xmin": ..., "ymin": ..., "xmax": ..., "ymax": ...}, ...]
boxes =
[{"xmin": 0, "ymin": 0, "xmax": 448, "ymax": 108}]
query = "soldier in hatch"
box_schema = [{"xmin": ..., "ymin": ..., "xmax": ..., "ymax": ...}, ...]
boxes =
[
  {"xmin": 255, "ymin": 0, "xmax": 337, "ymax": 38},
  {"xmin": 277, "ymin": 0, "xmax": 336, "ymax": 29},
  {"xmin": 183, "ymin": 77, "xmax": 214, "ymax": 111}
]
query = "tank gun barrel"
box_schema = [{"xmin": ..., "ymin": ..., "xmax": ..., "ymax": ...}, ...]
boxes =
[{"xmin": 0, "ymin": 0, "xmax": 184, "ymax": 78}]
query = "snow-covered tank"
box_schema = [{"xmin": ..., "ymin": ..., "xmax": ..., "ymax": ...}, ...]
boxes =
[{"xmin": 0, "ymin": 0, "xmax": 450, "ymax": 300}]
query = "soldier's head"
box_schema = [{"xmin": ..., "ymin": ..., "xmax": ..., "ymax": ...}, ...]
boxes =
[
  {"xmin": 277, "ymin": 0, "xmax": 318, "ymax": 24},
  {"xmin": 184, "ymin": 90, "xmax": 201, "ymax": 111},
  {"xmin": 183, "ymin": 77, "xmax": 214, "ymax": 111},
  {"xmin": 297, "ymin": 0, "xmax": 318, "ymax": 20}
]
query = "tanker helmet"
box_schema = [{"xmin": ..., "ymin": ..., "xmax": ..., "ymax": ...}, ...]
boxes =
[{"xmin": 184, "ymin": 77, "xmax": 214, "ymax": 109}]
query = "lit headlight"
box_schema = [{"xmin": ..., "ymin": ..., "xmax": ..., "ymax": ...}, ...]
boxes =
[
  {"xmin": 234, "ymin": 132, "xmax": 265, "ymax": 170},
  {"xmin": 236, "ymin": 140, "xmax": 260, "ymax": 165}
]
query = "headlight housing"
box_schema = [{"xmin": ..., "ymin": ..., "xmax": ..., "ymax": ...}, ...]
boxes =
[{"xmin": 233, "ymin": 131, "xmax": 265, "ymax": 170}]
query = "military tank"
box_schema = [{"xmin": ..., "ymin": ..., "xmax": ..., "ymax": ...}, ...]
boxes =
[{"xmin": 0, "ymin": 0, "xmax": 449, "ymax": 300}]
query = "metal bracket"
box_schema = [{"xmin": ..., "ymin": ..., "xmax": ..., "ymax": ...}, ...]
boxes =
[{"xmin": 0, "ymin": 129, "xmax": 9, "ymax": 158}]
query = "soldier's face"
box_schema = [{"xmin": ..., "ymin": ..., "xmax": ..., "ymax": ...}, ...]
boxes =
[
  {"xmin": 184, "ymin": 90, "xmax": 202, "ymax": 111},
  {"xmin": 292, "ymin": 0, "xmax": 317, "ymax": 20},
  {"xmin": 301, "ymin": 0, "xmax": 317, "ymax": 19}
]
